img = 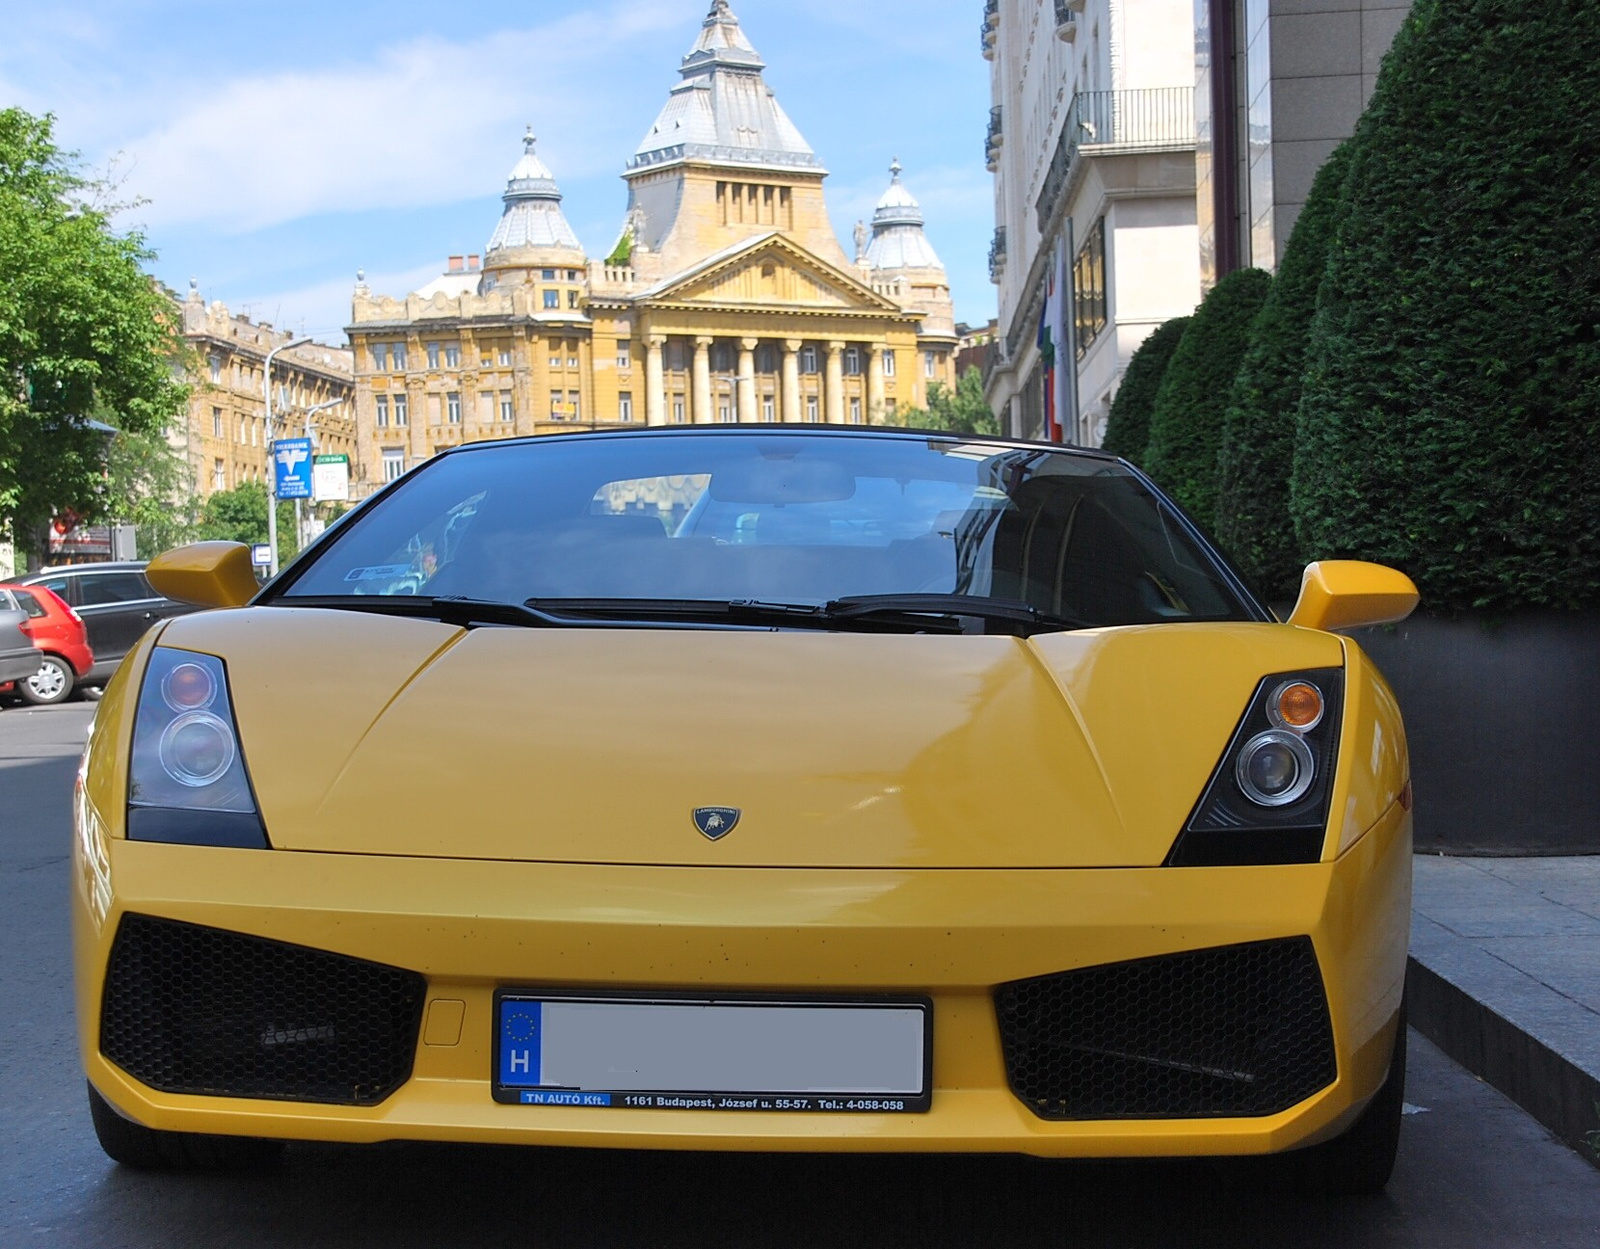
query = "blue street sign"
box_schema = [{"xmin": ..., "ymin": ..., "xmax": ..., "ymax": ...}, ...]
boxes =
[{"xmin": 273, "ymin": 438, "xmax": 313, "ymax": 500}]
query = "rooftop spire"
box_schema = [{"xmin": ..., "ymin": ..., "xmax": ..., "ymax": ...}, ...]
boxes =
[
  {"xmin": 865, "ymin": 159, "xmax": 944, "ymax": 272},
  {"xmin": 486, "ymin": 127, "xmax": 582, "ymax": 258}
]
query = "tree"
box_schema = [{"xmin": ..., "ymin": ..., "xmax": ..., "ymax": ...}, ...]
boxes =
[
  {"xmin": 196, "ymin": 482, "xmax": 299, "ymax": 562},
  {"xmin": 102, "ymin": 420, "xmax": 198, "ymax": 558},
  {"xmin": 1100, "ymin": 316, "xmax": 1190, "ymax": 465},
  {"xmin": 1292, "ymin": 0, "xmax": 1600, "ymax": 611},
  {"xmin": 894, "ymin": 367, "xmax": 999, "ymax": 435},
  {"xmin": 0, "ymin": 108, "xmax": 189, "ymax": 554},
  {"xmin": 1141, "ymin": 268, "xmax": 1272, "ymax": 534},
  {"xmin": 1215, "ymin": 143, "xmax": 1354, "ymax": 601}
]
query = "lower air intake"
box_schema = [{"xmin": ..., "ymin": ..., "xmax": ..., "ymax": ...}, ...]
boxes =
[
  {"xmin": 995, "ymin": 937, "xmax": 1336, "ymax": 1120},
  {"xmin": 101, "ymin": 914, "xmax": 425, "ymax": 1106}
]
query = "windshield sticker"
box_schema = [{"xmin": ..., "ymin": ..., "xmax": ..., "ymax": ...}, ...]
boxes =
[{"xmin": 343, "ymin": 564, "xmax": 415, "ymax": 582}]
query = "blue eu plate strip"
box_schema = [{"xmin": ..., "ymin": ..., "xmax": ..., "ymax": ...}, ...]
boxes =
[{"xmin": 498, "ymin": 1000, "xmax": 542, "ymax": 1087}]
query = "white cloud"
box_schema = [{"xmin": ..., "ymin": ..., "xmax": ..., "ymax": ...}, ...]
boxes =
[{"xmin": 115, "ymin": 3, "xmax": 681, "ymax": 233}]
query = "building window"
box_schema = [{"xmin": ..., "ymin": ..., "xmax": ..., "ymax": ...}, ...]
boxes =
[
  {"xmin": 447, "ymin": 392, "xmax": 462, "ymax": 423},
  {"xmin": 498, "ymin": 346, "xmax": 512, "ymax": 367},
  {"xmin": 672, "ymin": 398, "xmax": 686, "ymax": 423},
  {"xmin": 755, "ymin": 344, "xmax": 776, "ymax": 374},
  {"xmin": 382, "ymin": 448, "xmax": 404, "ymax": 481},
  {"xmin": 393, "ymin": 393, "xmax": 409, "ymax": 426},
  {"xmin": 445, "ymin": 344, "xmax": 461, "ymax": 368},
  {"xmin": 544, "ymin": 290, "xmax": 560, "ymax": 309},
  {"xmin": 762, "ymin": 395, "xmax": 775, "ymax": 422},
  {"xmin": 844, "ymin": 347, "xmax": 861, "ymax": 376},
  {"xmin": 718, "ymin": 401, "xmax": 732, "ymax": 423},
  {"xmin": 550, "ymin": 391, "xmax": 565, "ymax": 419},
  {"xmin": 568, "ymin": 391, "xmax": 581, "ymax": 422},
  {"xmin": 478, "ymin": 391, "xmax": 494, "ymax": 422},
  {"xmin": 800, "ymin": 345, "xmax": 818, "ymax": 374},
  {"xmin": 371, "ymin": 343, "xmax": 389, "ymax": 372},
  {"xmin": 213, "ymin": 458, "xmax": 225, "ymax": 490},
  {"xmin": 208, "ymin": 354, "xmax": 222, "ymax": 384},
  {"xmin": 426, "ymin": 341, "xmax": 441, "ymax": 369},
  {"xmin": 567, "ymin": 289, "xmax": 580, "ymax": 309},
  {"xmin": 568, "ymin": 347, "xmax": 580, "ymax": 368},
  {"xmin": 617, "ymin": 340, "xmax": 631, "ymax": 369},
  {"xmin": 924, "ymin": 350, "xmax": 938, "ymax": 379},
  {"xmin": 550, "ymin": 350, "xmax": 563, "ymax": 369},
  {"xmin": 375, "ymin": 395, "xmax": 389, "ymax": 427},
  {"xmin": 886, "ymin": 398, "xmax": 897, "ymax": 417},
  {"xmin": 566, "ymin": 269, "xmax": 579, "ymax": 281},
  {"xmin": 211, "ymin": 407, "xmax": 222, "ymax": 437},
  {"xmin": 1073, "ymin": 217, "xmax": 1109, "ymax": 360},
  {"xmin": 849, "ymin": 397, "xmax": 862, "ymax": 423},
  {"xmin": 500, "ymin": 392, "xmax": 514, "ymax": 422},
  {"xmin": 618, "ymin": 392, "xmax": 634, "ymax": 422},
  {"xmin": 391, "ymin": 343, "xmax": 407, "ymax": 371},
  {"xmin": 806, "ymin": 395, "xmax": 819, "ymax": 422},
  {"xmin": 883, "ymin": 350, "xmax": 896, "ymax": 378},
  {"xmin": 541, "ymin": 269, "xmax": 555, "ymax": 281}
]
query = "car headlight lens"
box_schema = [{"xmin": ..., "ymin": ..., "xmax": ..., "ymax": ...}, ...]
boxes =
[
  {"xmin": 1235, "ymin": 729, "xmax": 1316, "ymax": 807},
  {"xmin": 127, "ymin": 648, "xmax": 269, "ymax": 848},
  {"xmin": 1167, "ymin": 667, "xmax": 1343, "ymax": 867}
]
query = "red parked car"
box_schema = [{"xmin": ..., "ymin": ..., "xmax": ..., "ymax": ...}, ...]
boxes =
[{"xmin": 0, "ymin": 583, "xmax": 94, "ymax": 705}]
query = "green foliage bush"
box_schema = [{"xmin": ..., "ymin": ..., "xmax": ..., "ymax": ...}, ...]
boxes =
[
  {"xmin": 1101, "ymin": 316, "xmax": 1189, "ymax": 465},
  {"xmin": 1142, "ymin": 268, "xmax": 1271, "ymax": 534},
  {"xmin": 894, "ymin": 367, "xmax": 998, "ymax": 436},
  {"xmin": 1216, "ymin": 143, "xmax": 1354, "ymax": 601},
  {"xmin": 1292, "ymin": 0, "xmax": 1600, "ymax": 611}
]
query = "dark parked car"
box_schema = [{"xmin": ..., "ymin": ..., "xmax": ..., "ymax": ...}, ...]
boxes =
[{"xmin": 4, "ymin": 562, "xmax": 197, "ymax": 688}]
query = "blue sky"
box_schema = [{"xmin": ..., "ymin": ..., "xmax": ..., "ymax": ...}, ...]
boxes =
[{"xmin": 1, "ymin": 0, "xmax": 997, "ymax": 345}]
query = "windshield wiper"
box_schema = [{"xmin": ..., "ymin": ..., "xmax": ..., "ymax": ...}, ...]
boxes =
[
  {"xmin": 273, "ymin": 594, "xmax": 564, "ymax": 628},
  {"xmin": 824, "ymin": 594, "xmax": 1090, "ymax": 634}
]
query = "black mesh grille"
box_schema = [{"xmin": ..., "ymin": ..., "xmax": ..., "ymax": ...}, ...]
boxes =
[
  {"xmin": 101, "ymin": 914, "xmax": 426, "ymax": 1106},
  {"xmin": 995, "ymin": 937, "xmax": 1336, "ymax": 1120}
]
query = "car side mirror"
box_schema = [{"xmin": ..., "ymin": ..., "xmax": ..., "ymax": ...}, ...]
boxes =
[
  {"xmin": 145, "ymin": 542, "xmax": 259, "ymax": 610},
  {"xmin": 1285, "ymin": 560, "xmax": 1419, "ymax": 631}
]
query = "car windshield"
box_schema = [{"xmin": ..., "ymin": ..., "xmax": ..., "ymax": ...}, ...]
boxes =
[{"xmin": 275, "ymin": 432, "xmax": 1253, "ymax": 628}]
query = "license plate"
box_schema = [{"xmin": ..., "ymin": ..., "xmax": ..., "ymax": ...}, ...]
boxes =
[{"xmin": 493, "ymin": 992, "xmax": 931, "ymax": 1112}]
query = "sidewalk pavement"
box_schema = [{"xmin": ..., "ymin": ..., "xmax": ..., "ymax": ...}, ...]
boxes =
[{"xmin": 1408, "ymin": 854, "xmax": 1600, "ymax": 1169}]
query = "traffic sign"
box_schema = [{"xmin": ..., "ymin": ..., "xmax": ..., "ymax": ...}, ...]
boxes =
[
  {"xmin": 273, "ymin": 438, "xmax": 313, "ymax": 500},
  {"xmin": 251, "ymin": 544, "xmax": 272, "ymax": 567},
  {"xmin": 312, "ymin": 453, "xmax": 350, "ymax": 502}
]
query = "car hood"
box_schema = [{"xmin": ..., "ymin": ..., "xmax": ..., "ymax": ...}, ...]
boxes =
[{"xmin": 156, "ymin": 607, "xmax": 1344, "ymax": 869}]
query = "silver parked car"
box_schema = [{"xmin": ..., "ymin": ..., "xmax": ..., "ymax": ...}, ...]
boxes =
[{"xmin": 0, "ymin": 608, "xmax": 40, "ymax": 686}]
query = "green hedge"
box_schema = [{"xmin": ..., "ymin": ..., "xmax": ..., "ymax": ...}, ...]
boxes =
[
  {"xmin": 1292, "ymin": 0, "xmax": 1600, "ymax": 611},
  {"xmin": 1216, "ymin": 143, "xmax": 1353, "ymax": 601},
  {"xmin": 1142, "ymin": 268, "xmax": 1271, "ymax": 534},
  {"xmin": 1101, "ymin": 316, "xmax": 1189, "ymax": 465}
]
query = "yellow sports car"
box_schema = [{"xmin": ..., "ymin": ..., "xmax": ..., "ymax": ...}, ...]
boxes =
[{"xmin": 74, "ymin": 428, "xmax": 1418, "ymax": 1192}]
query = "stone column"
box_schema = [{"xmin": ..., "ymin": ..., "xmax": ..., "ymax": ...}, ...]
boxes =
[
  {"xmin": 781, "ymin": 339, "xmax": 802, "ymax": 424},
  {"xmin": 692, "ymin": 337, "xmax": 713, "ymax": 424},
  {"xmin": 645, "ymin": 334, "xmax": 666, "ymax": 426},
  {"xmin": 866, "ymin": 343, "xmax": 885, "ymax": 424},
  {"xmin": 737, "ymin": 338, "xmax": 758, "ymax": 423},
  {"xmin": 824, "ymin": 341, "xmax": 845, "ymax": 425}
]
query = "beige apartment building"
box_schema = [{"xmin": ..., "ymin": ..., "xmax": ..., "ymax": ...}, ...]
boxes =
[
  {"xmin": 178, "ymin": 283, "xmax": 355, "ymax": 499},
  {"xmin": 348, "ymin": 1, "xmax": 958, "ymax": 496}
]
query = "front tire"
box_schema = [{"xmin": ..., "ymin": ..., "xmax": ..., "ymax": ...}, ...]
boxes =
[
  {"xmin": 87, "ymin": 1083, "xmax": 284, "ymax": 1172},
  {"xmin": 19, "ymin": 655, "xmax": 73, "ymax": 705},
  {"xmin": 1272, "ymin": 1006, "xmax": 1407, "ymax": 1195}
]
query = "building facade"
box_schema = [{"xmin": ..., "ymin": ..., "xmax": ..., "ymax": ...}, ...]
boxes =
[
  {"xmin": 983, "ymin": 0, "xmax": 1201, "ymax": 446},
  {"xmin": 177, "ymin": 284, "xmax": 356, "ymax": 499},
  {"xmin": 348, "ymin": 1, "xmax": 957, "ymax": 495},
  {"xmin": 1197, "ymin": 0, "xmax": 1410, "ymax": 287}
]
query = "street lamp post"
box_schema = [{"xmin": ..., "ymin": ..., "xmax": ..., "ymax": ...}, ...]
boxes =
[{"xmin": 263, "ymin": 336, "xmax": 312, "ymax": 576}]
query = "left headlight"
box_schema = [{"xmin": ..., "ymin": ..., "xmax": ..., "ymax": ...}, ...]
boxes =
[
  {"xmin": 126, "ymin": 647, "xmax": 270, "ymax": 849},
  {"xmin": 1166, "ymin": 667, "xmax": 1343, "ymax": 867}
]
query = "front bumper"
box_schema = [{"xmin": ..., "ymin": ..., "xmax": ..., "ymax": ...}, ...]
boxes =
[{"xmin": 74, "ymin": 802, "xmax": 1410, "ymax": 1158}]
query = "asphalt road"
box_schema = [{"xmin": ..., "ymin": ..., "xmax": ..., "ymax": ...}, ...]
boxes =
[{"xmin": 3, "ymin": 700, "xmax": 1596, "ymax": 1248}]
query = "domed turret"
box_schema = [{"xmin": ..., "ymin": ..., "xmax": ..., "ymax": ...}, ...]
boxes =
[
  {"xmin": 484, "ymin": 128, "xmax": 584, "ymax": 271},
  {"xmin": 865, "ymin": 159, "xmax": 944, "ymax": 272}
]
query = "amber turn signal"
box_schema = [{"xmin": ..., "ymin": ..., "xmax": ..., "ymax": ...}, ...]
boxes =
[{"xmin": 1271, "ymin": 681, "xmax": 1324, "ymax": 732}]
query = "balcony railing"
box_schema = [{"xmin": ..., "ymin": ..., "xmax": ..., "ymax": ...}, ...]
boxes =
[
  {"xmin": 1034, "ymin": 87, "xmax": 1194, "ymax": 231},
  {"xmin": 980, "ymin": 0, "xmax": 999, "ymax": 58},
  {"xmin": 985, "ymin": 105, "xmax": 1004, "ymax": 171},
  {"xmin": 1053, "ymin": 0, "xmax": 1078, "ymax": 41},
  {"xmin": 988, "ymin": 227, "xmax": 1007, "ymax": 283}
]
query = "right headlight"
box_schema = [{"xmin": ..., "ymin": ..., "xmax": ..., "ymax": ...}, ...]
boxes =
[
  {"xmin": 1166, "ymin": 667, "xmax": 1343, "ymax": 867},
  {"xmin": 126, "ymin": 647, "xmax": 270, "ymax": 849}
]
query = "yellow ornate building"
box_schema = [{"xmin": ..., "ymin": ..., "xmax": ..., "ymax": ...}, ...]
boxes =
[
  {"xmin": 348, "ymin": 0, "xmax": 957, "ymax": 495},
  {"xmin": 178, "ymin": 282, "xmax": 356, "ymax": 498}
]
